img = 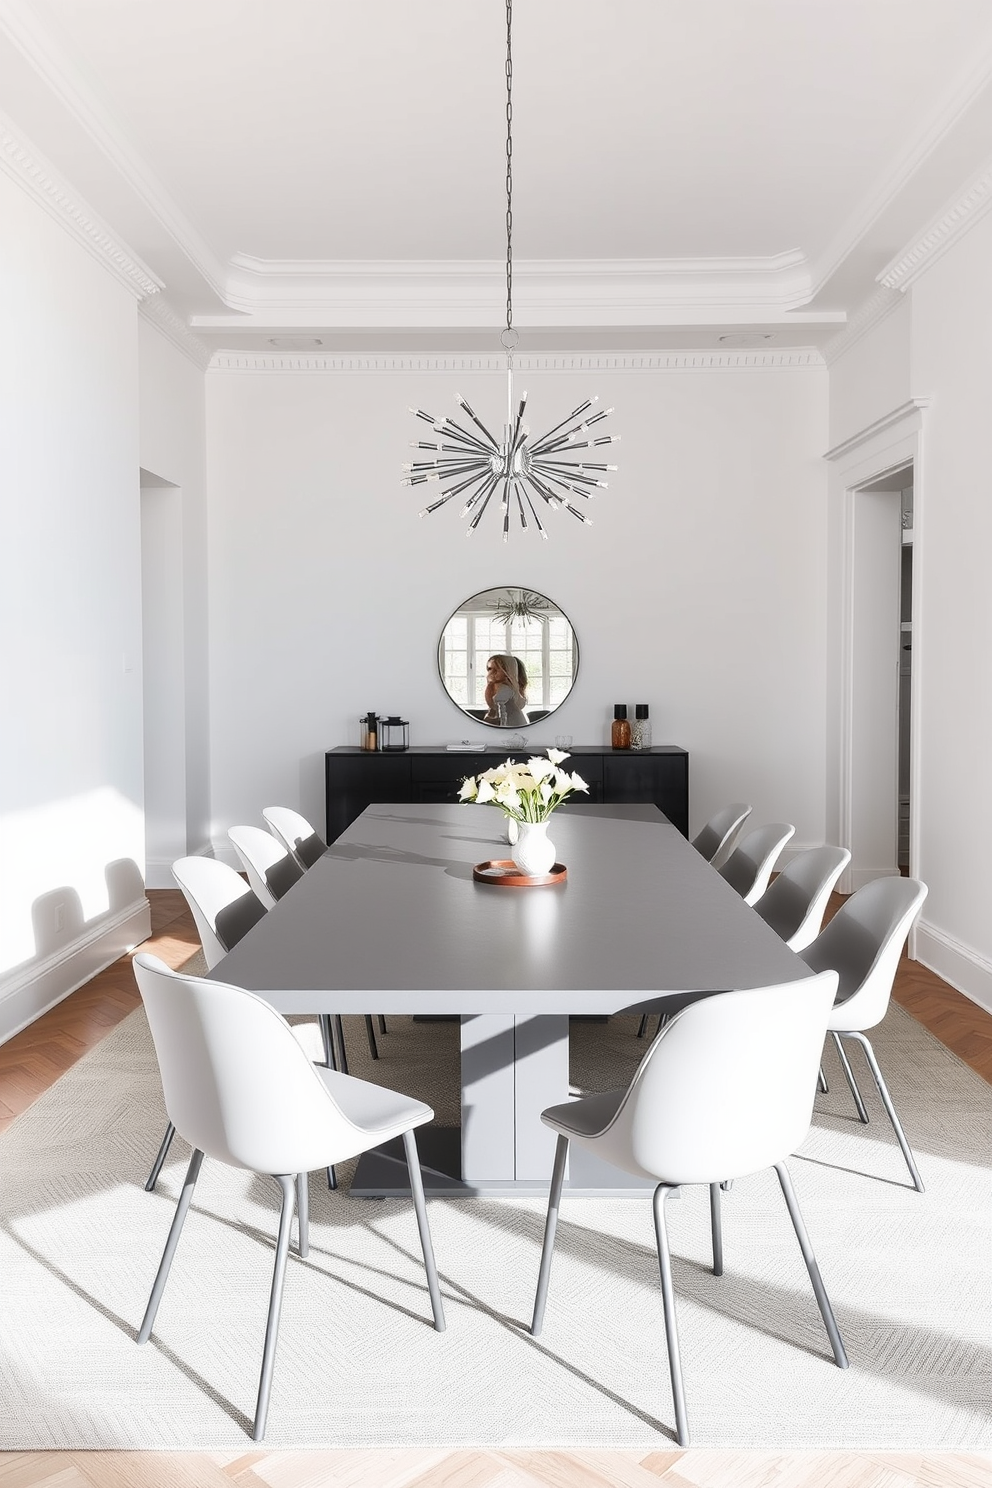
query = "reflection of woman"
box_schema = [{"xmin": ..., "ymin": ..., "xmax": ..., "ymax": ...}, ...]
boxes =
[{"xmin": 484, "ymin": 654, "xmax": 529, "ymax": 727}]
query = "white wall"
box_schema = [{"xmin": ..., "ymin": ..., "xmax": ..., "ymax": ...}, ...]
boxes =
[
  {"xmin": 138, "ymin": 319, "xmax": 210, "ymax": 881},
  {"xmin": 0, "ymin": 172, "xmax": 149, "ymax": 1042},
  {"xmin": 828, "ymin": 296, "xmax": 912, "ymax": 450},
  {"xmin": 205, "ymin": 357, "xmax": 829, "ymax": 855},
  {"xmin": 909, "ymin": 210, "xmax": 992, "ymax": 1008}
]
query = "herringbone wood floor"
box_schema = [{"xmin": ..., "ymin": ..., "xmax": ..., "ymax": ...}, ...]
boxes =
[{"xmin": 1, "ymin": 890, "xmax": 990, "ymax": 1488}]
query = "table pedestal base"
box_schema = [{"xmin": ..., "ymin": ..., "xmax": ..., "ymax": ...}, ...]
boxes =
[{"xmin": 349, "ymin": 1126, "xmax": 657, "ymax": 1199}]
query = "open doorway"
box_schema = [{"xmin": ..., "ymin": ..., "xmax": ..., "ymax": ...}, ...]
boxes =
[
  {"xmin": 139, "ymin": 469, "xmax": 186, "ymax": 886},
  {"xmin": 850, "ymin": 460, "xmax": 913, "ymax": 884}
]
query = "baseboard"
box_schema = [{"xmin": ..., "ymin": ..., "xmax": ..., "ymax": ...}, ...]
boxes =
[
  {"xmin": 0, "ymin": 897, "xmax": 151, "ymax": 1046},
  {"xmin": 915, "ymin": 920, "xmax": 992, "ymax": 1016}
]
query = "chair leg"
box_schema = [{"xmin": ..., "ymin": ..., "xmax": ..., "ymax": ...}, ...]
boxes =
[
  {"xmin": 332, "ymin": 1015, "xmax": 349, "ymax": 1076},
  {"xmin": 773, "ymin": 1161, "xmax": 848, "ymax": 1369},
  {"xmin": 637, "ymin": 1013, "xmax": 649, "ymax": 1039},
  {"xmin": 651, "ymin": 1183, "xmax": 690, "ymax": 1447},
  {"xmin": 377, "ymin": 1015, "xmax": 387, "ymax": 1034},
  {"xmin": 831, "ymin": 1031, "xmax": 869, "ymax": 1123},
  {"xmin": 252, "ymin": 1174, "xmax": 297, "ymax": 1442},
  {"xmin": 138, "ymin": 1148, "xmax": 204, "ymax": 1344},
  {"xmin": 845, "ymin": 1031, "xmax": 925, "ymax": 1193},
  {"xmin": 817, "ymin": 1064, "xmax": 829, "ymax": 1095},
  {"xmin": 709, "ymin": 1183, "xmax": 723, "ymax": 1276},
  {"xmin": 365, "ymin": 1013, "xmax": 379, "ymax": 1060},
  {"xmin": 295, "ymin": 1172, "xmax": 309, "ymax": 1258},
  {"xmin": 401, "ymin": 1129, "xmax": 446, "ymax": 1331},
  {"xmin": 531, "ymin": 1133, "xmax": 569, "ymax": 1336},
  {"xmin": 145, "ymin": 1121, "xmax": 176, "ymax": 1192}
]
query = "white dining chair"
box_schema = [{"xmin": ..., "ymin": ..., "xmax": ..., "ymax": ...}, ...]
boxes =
[
  {"xmin": 800, "ymin": 875, "xmax": 929, "ymax": 1191},
  {"xmin": 691, "ymin": 802, "xmax": 752, "ymax": 868},
  {"xmin": 228, "ymin": 824, "xmax": 304, "ymax": 909},
  {"xmin": 752, "ymin": 845, "xmax": 851, "ymax": 951},
  {"xmin": 132, "ymin": 953, "xmax": 445, "ymax": 1441},
  {"xmin": 263, "ymin": 805, "xmax": 327, "ymax": 870},
  {"xmin": 531, "ymin": 971, "xmax": 846, "ymax": 1446},
  {"xmin": 717, "ymin": 822, "xmax": 795, "ymax": 905},
  {"xmin": 146, "ymin": 858, "xmax": 271, "ymax": 1191}
]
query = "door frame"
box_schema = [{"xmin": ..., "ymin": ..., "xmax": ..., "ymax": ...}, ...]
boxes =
[{"xmin": 823, "ymin": 398, "xmax": 929, "ymax": 909}]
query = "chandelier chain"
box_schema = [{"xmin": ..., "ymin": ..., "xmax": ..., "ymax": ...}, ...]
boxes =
[{"xmin": 505, "ymin": 0, "xmax": 513, "ymax": 336}]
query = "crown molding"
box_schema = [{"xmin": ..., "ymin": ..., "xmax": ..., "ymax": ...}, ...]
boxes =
[
  {"xmin": 821, "ymin": 286, "xmax": 905, "ymax": 367},
  {"xmin": 878, "ymin": 159, "xmax": 992, "ymax": 292},
  {"xmin": 208, "ymin": 349, "xmax": 825, "ymax": 374},
  {"xmin": 212, "ymin": 251, "xmax": 819, "ymax": 322},
  {"xmin": 807, "ymin": 34, "xmax": 992, "ymax": 299},
  {"xmin": 823, "ymin": 397, "xmax": 931, "ymax": 464},
  {"xmin": 0, "ymin": 109, "xmax": 162, "ymax": 299},
  {"xmin": 0, "ymin": 0, "xmax": 229, "ymax": 302},
  {"xmin": 138, "ymin": 295, "xmax": 211, "ymax": 371}
]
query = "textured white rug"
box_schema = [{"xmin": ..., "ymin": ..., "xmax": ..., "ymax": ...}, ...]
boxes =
[{"xmin": 1, "ymin": 995, "xmax": 990, "ymax": 1450}]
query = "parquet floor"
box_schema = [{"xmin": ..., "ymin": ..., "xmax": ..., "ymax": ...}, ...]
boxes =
[{"xmin": 1, "ymin": 891, "xmax": 990, "ymax": 1488}]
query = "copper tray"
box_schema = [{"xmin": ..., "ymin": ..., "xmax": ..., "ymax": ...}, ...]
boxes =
[{"xmin": 473, "ymin": 859, "xmax": 567, "ymax": 887}]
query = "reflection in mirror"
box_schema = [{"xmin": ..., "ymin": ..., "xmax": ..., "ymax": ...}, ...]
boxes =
[{"xmin": 438, "ymin": 587, "xmax": 579, "ymax": 729}]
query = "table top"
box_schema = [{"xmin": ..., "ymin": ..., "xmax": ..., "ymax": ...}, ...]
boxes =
[{"xmin": 211, "ymin": 802, "xmax": 809, "ymax": 1016}]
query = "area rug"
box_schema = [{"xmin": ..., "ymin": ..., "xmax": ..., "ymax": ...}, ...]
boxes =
[{"xmin": 0, "ymin": 989, "xmax": 990, "ymax": 1450}]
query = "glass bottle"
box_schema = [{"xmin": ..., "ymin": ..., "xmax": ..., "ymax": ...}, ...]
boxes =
[
  {"xmin": 611, "ymin": 704, "xmax": 631, "ymax": 749},
  {"xmin": 631, "ymin": 703, "xmax": 652, "ymax": 750},
  {"xmin": 361, "ymin": 712, "xmax": 378, "ymax": 751}
]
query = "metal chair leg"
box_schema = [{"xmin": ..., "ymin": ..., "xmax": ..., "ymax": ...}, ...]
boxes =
[
  {"xmin": 709, "ymin": 1183, "xmax": 723, "ymax": 1276},
  {"xmin": 377, "ymin": 1015, "xmax": 387, "ymax": 1034},
  {"xmin": 652, "ymin": 1183, "xmax": 690, "ymax": 1447},
  {"xmin": 774, "ymin": 1161, "xmax": 848, "ymax": 1368},
  {"xmin": 331, "ymin": 1015, "xmax": 348, "ymax": 1076},
  {"xmin": 295, "ymin": 1172, "xmax": 309, "ymax": 1258},
  {"xmin": 817, "ymin": 1064, "xmax": 829, "ymax": 1094},
  {"xmin": 365, "ymin": 1014, "xmax": 379, "ymax": 1060},
  {"xmin": 845, "ymin": 1031, "xmax": 924, "ymax": 1192},
  {"xmin": 401, "ymin": 1129, "xmax": 446, "ymax": 1331},
  {"xmin": 831, "ymin": 1031, "xmax": 869, "ymax": 1123},
  {"xmin": 145, "ymin": 1121, "xmax": 176, "ymax": 1191},
  {"xmin": 637, "ymin": 1013, "xmax": 650, "ymax": 1039},
  {"xmin": 138, "ymin": 1148, "xmax": 204, "ymax": 1344},
  {"xmin": 252, "ymin": 1174, "xmax": 297, "ymax": 1441},
  {"xmin": 531, "ymin": 1133, "xmax": 568, "ymax": 1335}
]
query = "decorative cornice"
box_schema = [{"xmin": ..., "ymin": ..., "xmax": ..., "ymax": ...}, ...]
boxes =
[
  {"xmin": 208, "ymin": 349, "xmax": 825, "ymax": 374},
  {"xmin": 878, "ymin": 161, "xmax": 992, "ymax": 291},
  {"xmin": 823, "ymin": 397, "xmax": 932, "ymax": 463},
  {"xmin": 138, "ymin": 296, "xmax": 211, "ymax": 371},
  {"xmin": 821, "ymin": 286, "xmax": 905, "ymax": 367},
  {"xmin": 0, "ymin": 108, "xmax": 162, "ymax": 299}
]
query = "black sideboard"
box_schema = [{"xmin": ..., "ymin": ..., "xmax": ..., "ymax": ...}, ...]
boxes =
[{"xmin": 325, "ymin": 745, "xmax": 689, "ymax": 843}]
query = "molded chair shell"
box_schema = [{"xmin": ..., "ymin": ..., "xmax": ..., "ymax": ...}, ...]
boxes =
[
  {"xmin": 530, "ymin": 972, "xmax": 846, "ymax": 1447},
  {"xmin": 171, "ymin": 856, "xmax": 267, "ymax": 972},
  {"xmin": 752, "ymin": 845, "xmax": 851, "ymax": 951},
  {"xmin": 131, "ymin": 953, "xmax": 445, "ymax": 1441},
  {"xmin": 229, "ymin": 824, "xmax": 304, "ymax": 909},
  {"xmin": 263, "ymin": 805, "xmax": 327, "ymax": 870},
  {"xmin": 718, "ymin": 822, "xmax": 795, "ymax": 905},
  {"xmin": 691, "ymin": 802, "xmax": 752, "ymax": 868}
]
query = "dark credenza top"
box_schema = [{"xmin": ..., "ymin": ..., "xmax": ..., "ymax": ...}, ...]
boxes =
[{"xmin": 325, "ymin": 744, "xmax": 689, "ymax": 843}]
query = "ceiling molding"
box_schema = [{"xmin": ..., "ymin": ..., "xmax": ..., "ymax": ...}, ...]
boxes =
[
  {"xmin": 213, "ymin": 251, "xmax": 821, "ymax": 322},
  {"xmin": 821, "ymin": 287, "xmax": 905, "ymax": 367},
  {"xmin": 208, "ymin": 349, "xmax": 825, "ymax": 374},
  {"xmin": 823, "ymin": 397, "xmax": 932, "ymax": 463},
  {"xmin": 138, "ymin": 295, "xmax": 211, "ymax": 371},
  {"xmin": 807, "ymin": 33, "xmax": 992, "ymax": 298},
  {"xmin": 878, "ymin": 159, "xmax": 992, "ymax": 292},
  {"xmin": 0, "ymin": 0, "xmax": 229, "ymax": 302},
  {"xmin": 0, "ymin": 108, "xmax": 162, "ymax": 299}
]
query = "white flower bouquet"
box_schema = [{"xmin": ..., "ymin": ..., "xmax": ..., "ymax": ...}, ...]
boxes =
[{"xmin": 458, "ymin": 748, "xmax": 589, "ymax": 822}]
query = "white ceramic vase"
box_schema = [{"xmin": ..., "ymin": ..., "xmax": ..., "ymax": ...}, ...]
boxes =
[{"xmin": 510, "ymin": 820, "xmax": 556, "ymax": 877}]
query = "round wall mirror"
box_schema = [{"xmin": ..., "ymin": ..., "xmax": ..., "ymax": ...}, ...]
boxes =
[{"xmin": 437, "ymin": 587, "xmax": 579, "ymax": 729}]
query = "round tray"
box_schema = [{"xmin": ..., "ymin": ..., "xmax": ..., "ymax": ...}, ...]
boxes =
[{"xmin": 473, "ymin": 859, "xmax": 567, "ymax": 888}]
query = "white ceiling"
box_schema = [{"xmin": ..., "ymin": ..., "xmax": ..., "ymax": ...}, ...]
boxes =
[{"xmin": 3, "ymin": 0, "xmax": 992, "ymax": 353}]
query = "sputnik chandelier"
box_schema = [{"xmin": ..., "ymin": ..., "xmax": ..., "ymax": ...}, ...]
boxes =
[{"xmin": 401, "ymin": 0, "xmax": 619, "ymax": 541}]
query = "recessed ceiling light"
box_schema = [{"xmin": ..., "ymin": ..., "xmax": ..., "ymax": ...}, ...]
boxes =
[
  {"xmin": 267, "ymin": 336, "xmax": 324, "ymax": 348},
  {"xmin": 718, "ymin": 332, "xmax": 773, "ymax": 347}
]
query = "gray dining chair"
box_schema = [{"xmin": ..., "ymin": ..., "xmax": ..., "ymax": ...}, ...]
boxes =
[
  {"xmin": 531, "ymin": 971, "xmax": 847, "ymax": 1446},
  {"xmin": 691, "ymin": 802, "xmax": 752, "ymax": 868},
  {"xmin": 752, "ymin": 844, "xmax": 851, "ymax": 952},
  {"xmin": 263, "ymin": 805, "xmax": 327, "ymax": 871},
  {"xmin": 717, "ymin": 822, "xmax": 795, "ymax": 905}
]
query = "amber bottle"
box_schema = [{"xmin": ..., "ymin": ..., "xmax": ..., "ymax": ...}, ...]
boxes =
[{"xmin": 611, "ymin": 704, "xmax": 631, "ymax": 749}]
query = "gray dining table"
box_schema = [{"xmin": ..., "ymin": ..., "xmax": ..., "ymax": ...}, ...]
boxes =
[{"xmin": 212, "ymin": 800, "xmax": 811, "ymax": 1196}]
